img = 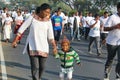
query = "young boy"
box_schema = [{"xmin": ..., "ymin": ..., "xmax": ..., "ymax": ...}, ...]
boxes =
[{"xmin": 54, "ymin": 36, "xmax": 81, "ymax": 80}]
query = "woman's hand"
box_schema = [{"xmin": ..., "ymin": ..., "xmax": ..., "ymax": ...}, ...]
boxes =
[
  {"xmin": 12, "ymin": 33, "xmax": 21, "ymax": 48},
  {"xmin": 53, "ymin": 47, "xmax": 58, "ymax": 55},
  {"xmin": 49, "ymin": 39, "xmax": 58, "ymax": 55},
  {"xmin": 12, "ymin": 41, "xmax": 17, "ymax": 48},
  {"xmin": 115, "ymin": 23, "xmax": 120, "ymax": 29}
]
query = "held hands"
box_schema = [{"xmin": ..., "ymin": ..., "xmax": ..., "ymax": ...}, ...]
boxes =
[
  {"xmin": 52, "ymin": 47, "xmax": 59, "ymax": 58},
  {"xmin": 53, "ymin": 47, "xmax": 58, "ymax": 55},
  {"xmin": 53, "ymin": 47, "xmax": 57, "ymax": 53},
  {"xmin": 54, "ymin": 53, "xmax": 59, "ymax": 59},
  {"xmin": 12, "ymin": 41, "xmax": 17, "ymax": 48}
]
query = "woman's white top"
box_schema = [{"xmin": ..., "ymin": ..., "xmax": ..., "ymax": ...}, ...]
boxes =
[
  {"xmin": 15, "ymin": 15, "xmax": 24, "ymax": 25},
  {"xmin": 18, "ymin": 16, "xmax": 54, "ymax": 54}
]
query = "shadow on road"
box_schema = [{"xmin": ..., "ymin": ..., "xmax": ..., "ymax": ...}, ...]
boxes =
[
  {"xmin": 0, "ymin": 61, "xmax": 30, "ymax": 69},
  {"xmin": 45, "ymin": 70, "xmax": 100, "ymax": 80}
]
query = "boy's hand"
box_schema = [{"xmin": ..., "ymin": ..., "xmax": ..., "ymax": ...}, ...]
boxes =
[
  {"xmin": 53, "ymin": 47, "xmax": 57, "ymax": 55},
  {"xmin": 77, "ymin": 62, "xmax": 81, "ymax": 66},
  {"xmin": 54, "ymin": 54, "xmax": 59, "ymax": 59}
]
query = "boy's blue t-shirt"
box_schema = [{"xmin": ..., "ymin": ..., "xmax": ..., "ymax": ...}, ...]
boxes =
[{"xmin": 51, "ymin": 15, "xmax": 63, "ymax": 31}]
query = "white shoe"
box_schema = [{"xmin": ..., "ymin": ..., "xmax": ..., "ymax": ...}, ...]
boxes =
[
  {"xmin": 104, "ymin": 78, "xmax": 109, "ymax": 80},
  {"xmin": 88, "ymin": 51, "xmax": 93, "ymax": 54},
  {"xmin": 77, "ymin": 38, "xmax": 81, "ymax": 41}
]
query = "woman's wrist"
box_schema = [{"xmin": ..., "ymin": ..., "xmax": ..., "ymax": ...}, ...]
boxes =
[
  {"xmin": 16, "ymin": 32, "xmax": 21, "ymax": 36},
  {"xmin": 53, "ymin": 46, "xmax": 57, "ymax": 49},
  {"xmin": 112, "ymin": 25, "xmax": 117, "ymax": 30}
]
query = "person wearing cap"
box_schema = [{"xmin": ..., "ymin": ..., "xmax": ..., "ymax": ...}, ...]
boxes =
[
  {"xmin": 54, "ymin": 36, "xmax": 81, "ymax": 80},
  {"xmin": 103, "ymin": 2, "xmax": 120, "ymax": 80}
]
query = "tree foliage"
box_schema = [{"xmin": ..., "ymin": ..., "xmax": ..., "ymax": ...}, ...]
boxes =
[{"xmin": 2, "ymin": 0, "xmax": 120, "ymax": 15}]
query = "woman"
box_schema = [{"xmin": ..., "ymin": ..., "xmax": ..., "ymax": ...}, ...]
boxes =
[
  {"xmin": 14, "ymin": 11, "xmax": 24, "ymax": 43},
  {"xmin": 12, "ymin": 3, "xmax": 57, "ymax": 80},
  {"xmin": 2, "ymin": 13, "xmax": 13, "ymax": 42}
]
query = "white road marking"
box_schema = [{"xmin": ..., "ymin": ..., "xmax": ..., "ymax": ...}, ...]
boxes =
[{"xmin": 0, "ymin": 35, "xmax": 8, "ymax": 79}]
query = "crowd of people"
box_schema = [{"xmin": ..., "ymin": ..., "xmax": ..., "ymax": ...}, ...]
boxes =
[{"xmin": 0, "ymin": 2, "xmax": 120, "ymax": 80}]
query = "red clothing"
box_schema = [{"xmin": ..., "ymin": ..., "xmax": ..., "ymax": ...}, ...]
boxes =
[{"xmin": 14, "ymin": 24, "xmax": 23, "ymax": 40}]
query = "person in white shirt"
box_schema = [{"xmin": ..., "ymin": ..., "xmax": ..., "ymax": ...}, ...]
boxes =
[
  {"xmin": 2, "ymin": 13, "xmax": 13, "ymax": 42},
  {"xmin": 64, "ymin": 13, "xmax": 69, "ymax": 31},
  {"xmin": 12, "ymin": 3, "xmax": 57, "ymax": 80},
  {"xmin": 79, "ymin": 12, "xmax": 84, "ymax": 37},
  {"xmin": 81, "ymin": 16, "xmax": 86, "ymax": 37},
  {"xmin": 11, "ymin": 9, "xmax": 17, "ymax": 21},
  {"xmin": 68, "ymin": 13, "xmax": 75, "ymax": 38},
  {"xmin": 1, "ymin": 7, "xmax": 8, "ymax": 26},
  {"xmin": 14, "ymin": 11, "xmax": 24, "ymax": 43},
  {"xmin": 103, "ymin": 2, "xmax": 120, "ymax": 80},
  {"xmin": 100, "ymin": 11, "xmax": 109, "ymax": 45},
  {"xmin": 72, "ymin": 11, "xmax": 81, "ymax": 41},
  {"xmin": 88, "ymin": 14, "xmax": 102, "ymax": 56},
  {"xmin": 23, "ymin": 10, "xmax": 31, "ymax": 21},
  {"xmin": 85, "ymin": 12, "xmax": 94, "ymax": 40}
]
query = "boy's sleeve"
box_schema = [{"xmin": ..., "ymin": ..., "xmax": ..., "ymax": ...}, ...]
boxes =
[
  {"xmin": 54, "ymin": 53, "xmax": 59, "ymax": 59},
  {"xmin": 73, "ymin": 50, "xmax": 80, "ymax": 63}
]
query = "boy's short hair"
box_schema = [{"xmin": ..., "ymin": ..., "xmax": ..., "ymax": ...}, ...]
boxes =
[{"xmin": 61, "ymin": 36, "xmax": 70, "ymax": 45}]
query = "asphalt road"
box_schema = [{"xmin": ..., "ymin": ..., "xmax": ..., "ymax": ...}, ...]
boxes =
[{"xmin": 0, "ymin": 29, "xmax": 118, "ymax": 80}]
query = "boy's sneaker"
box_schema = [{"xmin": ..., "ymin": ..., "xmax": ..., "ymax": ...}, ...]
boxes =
[
  {"xmin": 88, "ymin": 51, "xmax": 93, "ymax": 54},
  {"xmin": 104, "ymin": 72, "xmax": 110, "ymax": 80},
  {"xmin": 77, "ymin": 38, "xmax": 81, "ymax": 41},
  {"xmin": 97, "ymin": 53, "xmax": 101, "ymax": 56},
  {"xmin": 116, "ymin": 73, "xmax": 120, "ymax": 79},
  {"xmin": 104, "ymin": 78, "xmax": 109, "ymax": 80},
  {"xmin": 104, "ymin": 72, "xmax": 109, "ymax": 80}
]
